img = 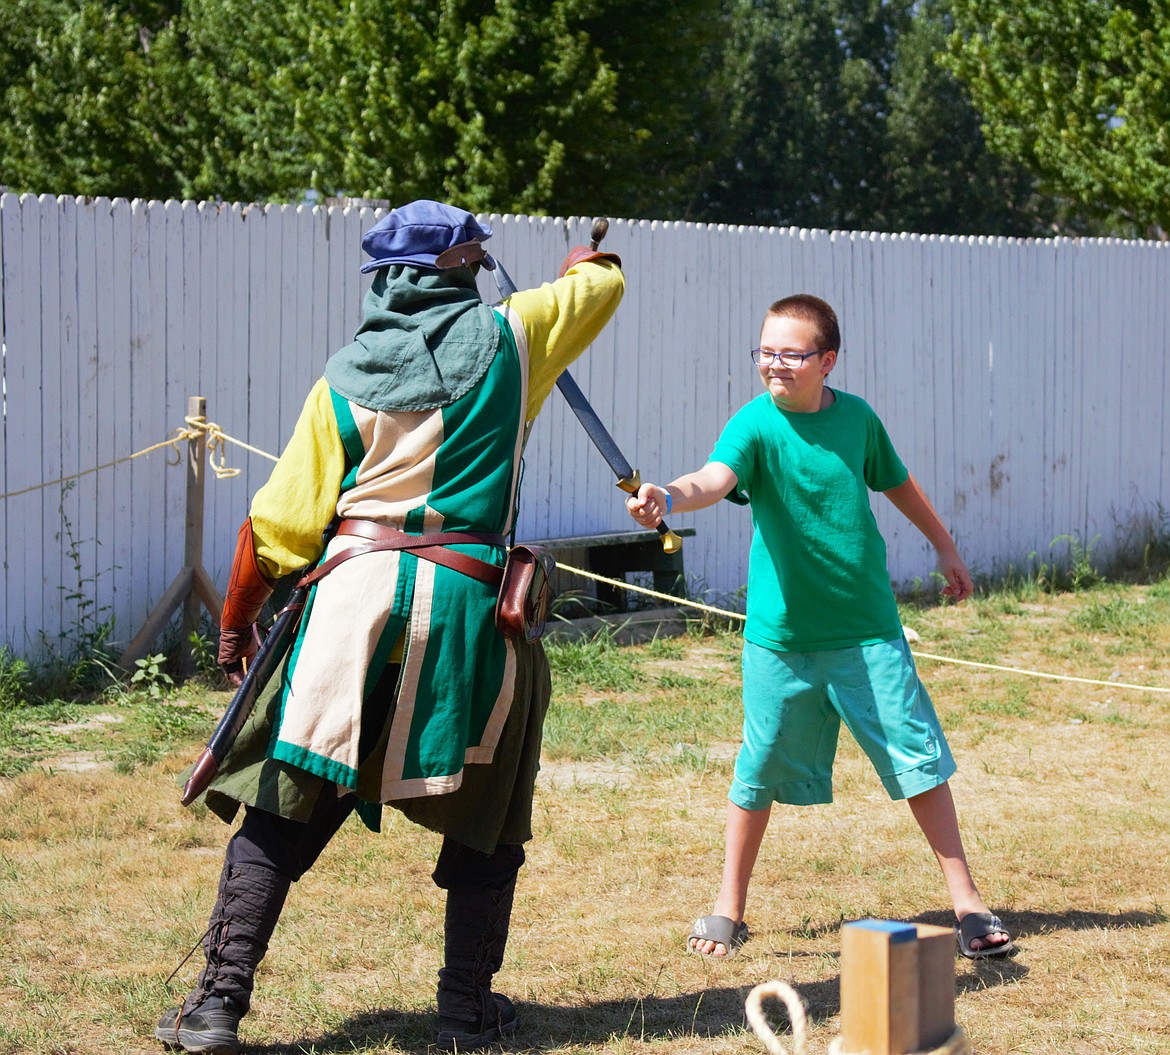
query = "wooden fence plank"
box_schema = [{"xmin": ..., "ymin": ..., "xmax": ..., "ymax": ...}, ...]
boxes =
[
  {"xmin": 105, "ymin": 200, "xmax": 134, "ymax": 637},
  {"xmin": 72, "ymin": 198, "xmax": 104, "ymax": 644},
  {"xmin": 0, "ymin": 195, "xmax": 9, "ymax": 633},
  {"xmin": 38, "ymin": 196, "xmax": 67, "ymax": 652},
  {"xmin": 0, "ymin": 195, "xmax": 42, "ymax": 650}
]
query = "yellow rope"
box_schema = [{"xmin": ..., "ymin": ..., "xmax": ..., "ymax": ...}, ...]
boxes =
[
  {"xmin": 556, "ymin": 563, "xmax": 1170, "ymax": 695},
  {"xmin": 909, "ymin": 650, "xmax": 1170, "ymax": 693},
  {"xmin": 565, "ymin": 564, "xmax": 745, "ymax": 619},
  {"xmin": 0, "ymin": 416, "xmax": 278, "ymax": 498},
  {"xmin": 5, "ymin": 410, "xmax": 1167, "ymax": 698},
  {"xmin": 0, "ymin": 430, "xmax": 193, "ymax": 499},
  {"xmin": 183, "ymin": 414, "xmax": 278, "ymax": 479}
]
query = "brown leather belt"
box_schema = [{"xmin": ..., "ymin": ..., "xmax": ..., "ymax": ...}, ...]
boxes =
[{"xmin": 297, "ymin": 519, "xmax": 506, "ymax": 589}]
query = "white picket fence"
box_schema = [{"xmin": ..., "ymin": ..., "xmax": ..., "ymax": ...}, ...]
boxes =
[{"xmin": 2, "ymin": 193, "xmax": 1169, "ymax": 661}]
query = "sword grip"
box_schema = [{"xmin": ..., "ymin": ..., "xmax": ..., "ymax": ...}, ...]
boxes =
[{"xmin": 616, "ymin": 472, "xmax": 682, "ymax": 553}]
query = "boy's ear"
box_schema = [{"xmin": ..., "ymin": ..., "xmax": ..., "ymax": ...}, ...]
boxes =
[{"xmin": 821, "ymin": 349, "xmax": 839, "ymax": 375}]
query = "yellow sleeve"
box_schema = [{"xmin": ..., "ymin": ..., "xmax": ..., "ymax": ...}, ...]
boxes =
[
  {"xmin": 248, "ymin": 377, "xmax": 347, "ymax": 579},
  {"xmin": 506, "ymin": 259, "xmax": 626, "ymax": 421}
]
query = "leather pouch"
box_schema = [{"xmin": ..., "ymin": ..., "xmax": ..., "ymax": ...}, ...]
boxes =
[{"xmin": 494, "ymin": 545, "xmax": 558, "ymax": 641}]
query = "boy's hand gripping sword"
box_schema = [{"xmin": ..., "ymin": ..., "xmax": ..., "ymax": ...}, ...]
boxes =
[{"xmin": 491, "ymin": 219, "xmax": 682, "ymax": 554}]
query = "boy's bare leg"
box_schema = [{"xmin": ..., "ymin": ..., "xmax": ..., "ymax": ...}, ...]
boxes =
[
  {"xmin": 906, "ymin": 782, "xmax": 1010, "ymax": 952},
  {"xmin": 691, "ymin": 802, "xmax": 771, "ymax": 956}
]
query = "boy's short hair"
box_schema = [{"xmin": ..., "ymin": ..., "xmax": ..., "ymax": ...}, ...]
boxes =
[{"xmin": 765, "ymin": 294, "xmax": 841, "ymax": 352}]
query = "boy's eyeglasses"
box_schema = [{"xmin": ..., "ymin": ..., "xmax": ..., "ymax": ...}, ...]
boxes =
[{"xmin": 750, "ymin": 348, "xmax": 826, "ymax": 368}]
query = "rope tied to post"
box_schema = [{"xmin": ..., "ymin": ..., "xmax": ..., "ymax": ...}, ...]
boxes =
[
  {"xmin": 182, "ymin": 414, "xmax": 278, "ymax": 479},
  {"xmin": 0, "ymin": 430, "xmax": 193, "ymax": 499}
]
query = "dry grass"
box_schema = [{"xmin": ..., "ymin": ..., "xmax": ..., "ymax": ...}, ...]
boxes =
[{"xmin": 2, "ymin": 580, "xmax": 1170, "ymax": 1055}]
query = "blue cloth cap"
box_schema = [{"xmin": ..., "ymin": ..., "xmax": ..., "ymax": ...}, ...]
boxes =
[{"xmin": 360, "ymin": 199, "xmax": 495, "ymax": 274}]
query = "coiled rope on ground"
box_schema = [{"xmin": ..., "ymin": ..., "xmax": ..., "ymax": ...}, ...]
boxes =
[{"xmin": 5, "ymin": 416, "xmax": 1169, "ymax": 696}]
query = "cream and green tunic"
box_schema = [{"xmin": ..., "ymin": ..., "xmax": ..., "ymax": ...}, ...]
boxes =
[{"xmin": 201, "ymin": 260, "xmax": 624, "ymax": 850}]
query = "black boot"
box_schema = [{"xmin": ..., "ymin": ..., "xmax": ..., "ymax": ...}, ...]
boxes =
[
  {"xmin": 436, "ymin": 877, "xmax": 519, "ymax": 1051},
  {"xmin": 156, "ymin": 862, "xmax": 290, "ymax": 1054}
]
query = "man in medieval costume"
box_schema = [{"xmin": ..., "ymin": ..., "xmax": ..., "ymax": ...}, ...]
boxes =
[{"xmin": 155, "ymin": 199, "xmax": 624, "ymax": 1054}]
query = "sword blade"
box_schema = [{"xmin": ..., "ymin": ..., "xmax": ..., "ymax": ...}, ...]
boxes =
[
  {"xmin": 491, "ymin": 230, "xmax": 681, "ymax": 553},
  {"xmin": 555, "ymin": 370, "xmax": 682, "ymax": 553},
  {"xmin": 555, "ymin": 371, "xmax": 636, "ymax": 485}
]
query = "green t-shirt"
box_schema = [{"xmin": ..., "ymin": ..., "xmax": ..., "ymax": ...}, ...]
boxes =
[{"xmin": 710, "ymin": 388, "xmax": 909, "ymax": 652}]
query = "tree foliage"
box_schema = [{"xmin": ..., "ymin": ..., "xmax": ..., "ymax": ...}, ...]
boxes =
[
  {"xmin": 1, "ymin": 0, "xmax": 721, "ymax": 214},
  {"xmin": 0, "ymin": 0, "xmax": 1116, "ymax": 236},
  {"xmin": 291, "ymin": 0, "xmax": 623, "ymax": 211},
  {"xmin": 0, "ymin": 0, "xmax": 191, "ymax": 198},
  {"xmin": 698, "ymin": 0, "xmax": 1072, "ymax": 234},
  {"xmin": 944, "ymin": 0, "xmax": 1170, "ymax": 234}
]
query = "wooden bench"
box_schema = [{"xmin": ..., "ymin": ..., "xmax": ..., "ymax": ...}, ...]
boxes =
[{"xmin": 519, "ymin": 527, "xmax": 697, "ymax": 614}]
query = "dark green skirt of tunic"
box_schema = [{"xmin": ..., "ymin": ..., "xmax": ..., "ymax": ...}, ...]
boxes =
[{"xmin": 193, "ymin": 640, "xmax": 551, "ymax": 855}]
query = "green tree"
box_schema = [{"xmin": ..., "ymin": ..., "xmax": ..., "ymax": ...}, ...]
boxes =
[
  {"xmin": 180, "ymin": 0, "xmax": 723, "ymax": 214},
  {"xmin": 699, "ymin": 0, "xmax": 900, "ymax": 229},
  {"xmin": 880, "ymin": 0, "xmax": 1078, "ymax": 235},
  {"xmin": 696, "ymin": 0, "xmax": 1079, "ymax": 234},
  {"xmin": 568, "ymin": 0, "xmax": 725, "ymax": 218},
  {"xmin": 175, "ymin": 0, "xmax": 310, "ymax": 201},
  {"xmin": 0, "ymin": 0, "xmax": 191, "ymax": 198},
  {"xmin": 943, "ymin": 0, "xmax": 1170, "ymax": 235},
  {"xmin": 292, "ymin": 0, "xmax": 620, "ymax": 211}
]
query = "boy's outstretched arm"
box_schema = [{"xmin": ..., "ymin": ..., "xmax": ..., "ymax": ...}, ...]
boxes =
[
  {"xmin": 882, "ymin": 474, "xmax": 974, "ymax": 601},
  {"xmin": 626, "ymin": 462, "xmax": 738, "ymax": 527}
]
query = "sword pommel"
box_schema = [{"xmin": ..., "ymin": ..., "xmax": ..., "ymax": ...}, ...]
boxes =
[{"xmin": 659, "ymin": 526, "xmax": 683, "ymax": 554}]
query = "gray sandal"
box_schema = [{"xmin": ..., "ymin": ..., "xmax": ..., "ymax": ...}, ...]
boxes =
[
  {"xmin": 957, "ymin": 911, "xmax": 1016, "ymax": 959},
  {"xmin": 687, "ymin": 914, "xmax": 750, "ymax": 957}
]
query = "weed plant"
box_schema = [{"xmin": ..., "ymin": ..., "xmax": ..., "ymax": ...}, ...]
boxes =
[{"xmin": 0, "ymin": 647, "xmax": 31, "ymax": 711}]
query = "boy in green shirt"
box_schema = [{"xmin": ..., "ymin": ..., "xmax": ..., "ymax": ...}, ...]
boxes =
[{"xmin": 626, "ymin": 294, "xmax": 1014, "ymax": 961}]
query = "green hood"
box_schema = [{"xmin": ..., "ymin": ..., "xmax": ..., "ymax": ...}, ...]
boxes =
[{"xmin": 324, "ymin": 264, "xmax": 500, "ymax": 412}]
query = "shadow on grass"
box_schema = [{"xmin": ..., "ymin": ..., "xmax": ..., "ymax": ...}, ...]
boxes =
[
  {"xmin": 249, "ymin": 985, "xmax": 764, "ymax": 1054},
  {"xmin": 243, "ymin": 907, "xmax": 1166, "ymax": 1054},
  {"xmin": 780, "ymin": 904, "xmax": 1165, "ymax": 946},
  {"xmin": 910, "ymin": 904, "xmax": 1167, "ymax": 947}
]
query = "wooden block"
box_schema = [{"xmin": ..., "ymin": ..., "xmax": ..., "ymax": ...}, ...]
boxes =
[
  {"xmin": 914, "ymin": 924, "xmax": 956, "ymax": 1050},
  {"xmin": 840, "ymin": 920, "xmax": 920, "ymax": 1055}
]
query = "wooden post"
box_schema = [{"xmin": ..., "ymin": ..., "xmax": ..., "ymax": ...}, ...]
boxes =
[
  {"xmin": 838, "ymin": 919, "xmax": 955, "ymax": 1055},
  {"xmin": 119, "ymin": 396, "xmax": 223, "ymax": 672}
]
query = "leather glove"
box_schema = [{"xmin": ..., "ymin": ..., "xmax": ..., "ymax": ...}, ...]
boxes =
[
  {"xmin": 218, "ymin": 517, "xmax": 274, "ymax": 683},
  {"xmin": 558, "ymin": 245, "xmax": 622, "ymax": 277}
]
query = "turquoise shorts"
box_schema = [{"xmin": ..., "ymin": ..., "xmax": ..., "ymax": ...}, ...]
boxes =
[{"xmin": 731, "ymin": 637, "xmax": 956, "ymax": 809}]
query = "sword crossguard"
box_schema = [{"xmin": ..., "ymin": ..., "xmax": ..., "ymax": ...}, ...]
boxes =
[{"xmin": 616, "ymin": 469, "xmax": 642, "ymax": 495}]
